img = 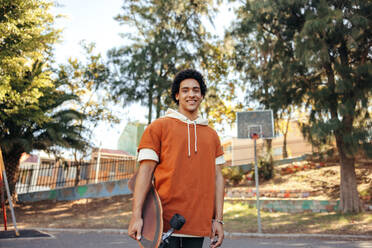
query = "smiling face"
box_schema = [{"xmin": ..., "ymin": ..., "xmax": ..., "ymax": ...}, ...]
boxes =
[{"xmin": 176, "ymin": 78, "xmax": 204, "ymax": 120}]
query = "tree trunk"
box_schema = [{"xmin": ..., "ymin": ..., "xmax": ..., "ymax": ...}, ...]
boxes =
[
  {"xmin": 323, "ymin": 55, "xmax": 362, "ymax": 212},
  {"xmin": 147, "ymin": 81, "xmax": 154, "ymax": 124},
  {"xmin": 282, "ymin": 115, "xmax": 291, "ymax": 158},
  {"xmin": 156, "ymin": 93, "xmax": 161, "ymax": 119},
  {"xmin": 335, "ymin": 132, "xmax": 363, "ymax": 213},
  {"xmin": 2, "ymin": 148, "xmax": 24, "ymax": 196},
  {"xmin": 265, "ymin": 139, "xmax": 273, "ymax": 164},
  {"xmin": 282, "ymin": 133, "xmax": 288, "ymax": 158}
]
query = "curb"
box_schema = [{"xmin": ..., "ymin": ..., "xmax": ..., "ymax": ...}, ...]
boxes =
[
  {"xmin": 34, "ymin": 227, "xmax": 128, "ymax": 234},
  {"xmin": 31, "ymin": 227, "xmax": 372, "ymax": 240},
  {"xmin": 225, "ymin": 232, "xmax": 372, "ymax": 240}
]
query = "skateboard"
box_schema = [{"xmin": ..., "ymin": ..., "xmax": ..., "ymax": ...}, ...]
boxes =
[
  {"xmin": 128, "ymin": 173, "xmax": 186, "ymax": 248},
  {"xmin": 128, "ymin": 173, "xmax": 163, "ymax": 248}
]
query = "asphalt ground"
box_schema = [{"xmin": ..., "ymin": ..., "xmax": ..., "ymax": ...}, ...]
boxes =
[{"xmin": 1, "ymin": 228, "xmax": 371, "ymax": 248}]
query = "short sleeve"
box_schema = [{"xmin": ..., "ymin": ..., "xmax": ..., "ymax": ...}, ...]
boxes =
[
  {"xmin": 214, "ymin": 132, "xmax": 224, "ymax": 165},
  {"xmin": 215, "ymin": 132, "xmax": 225, "ymax": 164},
  {"xmin": 215, "ymin": 133, "xmax": 224, "ymax": 158},
  {"xmin": 216, "ymin": 155, "xmax": 225, "ymax": 165},
  {"xmin": 137, "ymin": 120, "xmax": 162, "ymax": 157},
  {"xmin": 137, "ymin": 148, "xmax": 159, "ymax": 162}
]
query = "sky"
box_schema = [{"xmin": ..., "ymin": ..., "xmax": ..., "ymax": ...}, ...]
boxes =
[
  {"xmin": 51, "ymin": 0, "xmax": 236, "ymax": 150},
  {"xmin": 52, "ymin": 0, "xmax": 125, "ymax": 63}
]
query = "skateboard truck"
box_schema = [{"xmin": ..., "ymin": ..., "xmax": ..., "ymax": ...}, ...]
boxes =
[{"xmin": 159, "ymin": 214, "xmax": 185, "ymax": 247}]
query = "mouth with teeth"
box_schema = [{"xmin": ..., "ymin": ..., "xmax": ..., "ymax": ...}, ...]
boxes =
[{"xmin": 186, "ymin": 100, "xmax": 197, "ymax": 105}]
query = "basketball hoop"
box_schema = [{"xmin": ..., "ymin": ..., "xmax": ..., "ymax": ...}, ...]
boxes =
[
  {"xmin": 248, "ymin": 125, "xmax": 262, "ymax": 140},
  {"xmin": 251, "ymin": 133, "xmax": 260, "ymax": 140},
  {"xmin": 237, "ymin": 110, "xmax": 274, "ymax": 139},
  {"xmin": 236, "ymin": 110, "xmax": 275, "ymax": 234}
]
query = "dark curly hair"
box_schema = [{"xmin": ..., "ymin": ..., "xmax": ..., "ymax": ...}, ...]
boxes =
[{"xmin": 171, "ymin": 69, "xmax": 207, "ymax": 105}]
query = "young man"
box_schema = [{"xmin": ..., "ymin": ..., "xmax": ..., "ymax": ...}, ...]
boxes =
[{"xmin": 128, "ymin": 69, "xmax": 225, "ymax": 248}]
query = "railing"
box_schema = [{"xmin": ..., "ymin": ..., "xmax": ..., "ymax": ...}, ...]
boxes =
[{"xmin": 16, "ymin": 159, "xmax": 137, "ymax": 194}]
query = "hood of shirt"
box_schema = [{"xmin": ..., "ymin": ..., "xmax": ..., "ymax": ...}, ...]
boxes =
[
  {"xmin": 162, "ymin": 109, "xmax": 208, "ymax": 157},
  {"xmin": 163, "ymin": 108, "xmax": 208, "ymax": 125}
]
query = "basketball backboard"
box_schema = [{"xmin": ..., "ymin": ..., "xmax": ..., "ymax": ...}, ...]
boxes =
[{"xmin": 237, "ymin": 110, "xmax": 274, "ymax": 139}]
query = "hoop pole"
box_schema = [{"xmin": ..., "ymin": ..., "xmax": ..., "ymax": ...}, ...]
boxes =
[
  {"xmin": 0, "ymin": 148, "xmax": 19, "ymax": 236},
  {"xmin": 0, "ymin": 167, "xmax": 7, "ymax": 230},
  {"xmin": 253, "ymin": 138, "xmax": 262, "ymax": 233}
]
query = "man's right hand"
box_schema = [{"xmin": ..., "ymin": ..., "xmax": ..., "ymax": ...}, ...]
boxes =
[
  {"xmin": 128, "ymin": 160, "xmax": 157, "ymax": 241},
  {"xmin": 128, "ymin": 215, "xmax": 143, "ymax": 241}
]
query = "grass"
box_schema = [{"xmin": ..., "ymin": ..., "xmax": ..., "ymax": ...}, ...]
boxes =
[
  {"xmin": 10, "ymin": 196, "xmax": 371, "ymax": 236},
  {"xmin": 9, "ymin": 161, "xmax": 372, "ymax": 236},
  {"xmin": 223, "ymin": 202, "xmax": 372, "ymax": 235}
]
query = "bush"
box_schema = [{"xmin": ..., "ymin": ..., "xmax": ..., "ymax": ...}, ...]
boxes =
[
  {"xmin": 221, "ymin": 166, "xmax": 245, "ymax": 186},
  {"xmin": 252, "ymin": 158, "xmax": 274, "ymax": 182}
]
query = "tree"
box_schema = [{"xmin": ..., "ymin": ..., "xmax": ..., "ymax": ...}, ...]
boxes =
[
  {"xmin": 108, "ymin": 0, "xmax": 224, "ymax": 124},
  {"xmin": 230, "ymin": 0, "xmax": 372, "ymax": 212},
  {"xmin": 277, "ymin": 108, "xmax": 293, "ymax": 159},
  {"xmin": 0, "ymin": 61, "xmax": 88, "ymax": 195},
  {"xmin": 57, "ymin": 42, "xmax": 119, "ymax": 161},
  {"xmin": 201, "ymin": 84, "xmax": 243, "ymax": 133},
  {"xmin": 228, "ymin": 18, "xmax": 279, "ymax": 162},
  {"xmin": 0, "ymin": 0, "xmax": 59, "ymax": 104},
  {"xmin": 0, "ymin": 0, "xmax": 88, "ymax": 195}
]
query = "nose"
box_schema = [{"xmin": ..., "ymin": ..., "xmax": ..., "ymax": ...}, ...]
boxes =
[{"xmin": 188, "ymin": 90, "xmax": 196, "ymax": 97}]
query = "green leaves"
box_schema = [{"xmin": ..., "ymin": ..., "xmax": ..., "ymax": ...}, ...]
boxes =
[
  {"xmin": 55, "ymin": 42, "xmax": 118, "ymax": 149},
  {"xmin": 230, "ymin": 1, "xmax": 371, "ymax": 211},
  {"xmin": 0, "ymin": 0, "xmax": 60, "ymax": 118},
  {"xmin": 0, "ymin": 1, "xmax": 92, "ymax": 194},
  {"xmin": 230, "ymin": 0, "xmax": 372, "ymax": 154},
  {"xmin": 109, "ymin": 0, "xmax": 222, "ymax": 123}
]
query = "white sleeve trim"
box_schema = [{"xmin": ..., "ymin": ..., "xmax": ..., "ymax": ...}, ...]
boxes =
[
  {"xmin": 137, "ymin": 148, "xmax": 159, "ymax": 163},
  {"xmin": 216, "ymin": 155, "xmax": 225, "ymax": 165}
]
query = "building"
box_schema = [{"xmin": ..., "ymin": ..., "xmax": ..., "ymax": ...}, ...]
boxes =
[
  {"xmin": 91, "ymin": 148, "xmax": 135, "ymax": 163},
  {"xmin": 90, "ymin": 148, "xmax": 136, "ymax": 182},
  {"xmin": 17, "ymin": 152, "xmax": 63, "ymax": 193},
  {"xmin": 16, "ymin": 148, "xmax": 136, "ymax": 194},
  {"xmin": 117, "ymin": 121, "xmax": 146, "ymax": 156},
  {"xmin": 222, "ymin": 121, "xmax": 313, "ymax": 167}
]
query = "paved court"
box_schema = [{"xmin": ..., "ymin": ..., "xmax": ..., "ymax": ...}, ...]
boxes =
[{"xmin": 1, "ymin": 230, "xmax": 371, "ymax": 248}]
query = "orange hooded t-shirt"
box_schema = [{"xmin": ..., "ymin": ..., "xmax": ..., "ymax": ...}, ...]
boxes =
[{"xmin": 137, "ymin": 109, "xmax": 224, "ymax": 237}]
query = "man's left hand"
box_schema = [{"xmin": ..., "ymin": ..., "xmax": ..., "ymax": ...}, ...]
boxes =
[{"xmin": 210, "ymin": 220, "xmax": 224, "ymax": 248}]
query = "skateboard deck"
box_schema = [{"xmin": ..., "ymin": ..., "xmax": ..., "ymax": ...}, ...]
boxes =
[{"xmin": 128, "ymin": 173, "xmax": 163, "ymax": 248}]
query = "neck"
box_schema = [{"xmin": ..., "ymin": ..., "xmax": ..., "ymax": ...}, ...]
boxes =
[{"xmin": 178, "ymin": 108, "xmax": 198, "ymax": 121}]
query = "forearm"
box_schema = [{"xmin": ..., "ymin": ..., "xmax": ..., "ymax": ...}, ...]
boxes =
[
  {"xmin": 214, "ymin": 165, "xmax": 225, "ymax": 220},
  {"xmin": 132, "ymin": 160, "xmax": 157, "ymax": 218}
]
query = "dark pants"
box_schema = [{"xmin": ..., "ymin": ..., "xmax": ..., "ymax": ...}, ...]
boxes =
[{"xmin": 160, "ymin": 236, "xmax": 204, "ymax": 248}]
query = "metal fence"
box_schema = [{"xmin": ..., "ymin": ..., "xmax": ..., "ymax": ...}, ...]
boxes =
[{"xmin": 16, "ymin": 159, "xmax": 137, "ymax": 194}]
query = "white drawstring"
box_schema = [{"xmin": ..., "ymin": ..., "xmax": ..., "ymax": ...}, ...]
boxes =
[
  {"xmin": 187, "ymin": 122, "xmax": 191, "ymax": 157},
  {"xmin": 187, "ymin": 121, "xmax": 198, "ymax": 158},
  {"xmin": 194, "ymin": 121, "xmax": 197, "ymax": 153}
]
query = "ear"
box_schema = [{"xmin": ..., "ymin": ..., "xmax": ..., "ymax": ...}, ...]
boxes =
[{"xmin": 175, "ymin": 93, "xmax": 179, "ymax": 101}]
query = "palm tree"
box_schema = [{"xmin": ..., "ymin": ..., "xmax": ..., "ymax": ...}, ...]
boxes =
[{"xmin": 0, "ymin": 61, "xmax": 88, "ymax": 195}]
